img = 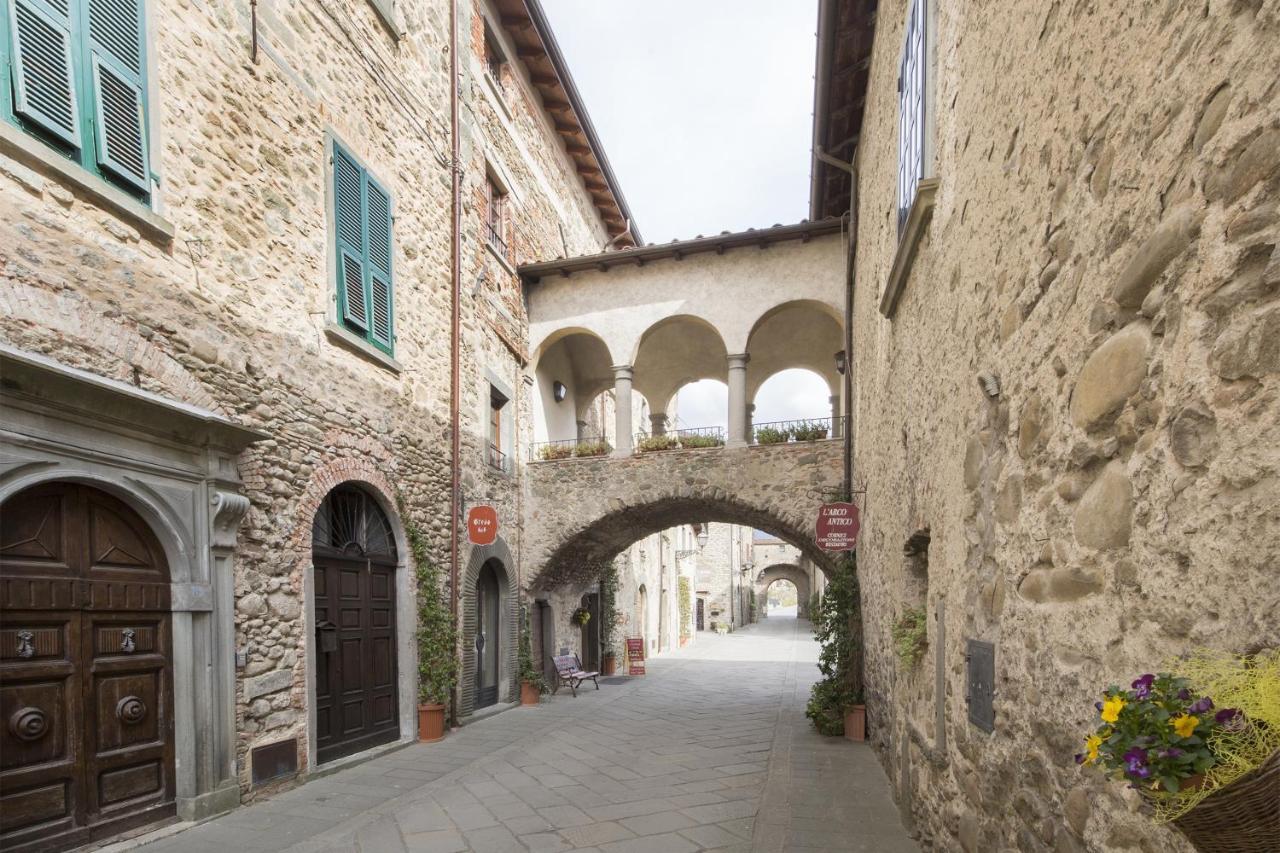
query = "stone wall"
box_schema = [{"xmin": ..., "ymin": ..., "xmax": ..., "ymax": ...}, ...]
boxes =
[
  {"xmin": 850, "ymin": 1, "xmax": 1280, "ymax": 850},
  {"xmin": 0, "ymin": 0, "xmax": 611, "ymax": 796}
]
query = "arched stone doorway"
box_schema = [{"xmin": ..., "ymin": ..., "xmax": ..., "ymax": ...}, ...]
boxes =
[
  {"xmin": 310, "ymin": 485, "xmax": 400, "ymax": 764},
  {"xmin": 460, "ymin": 538, "xmax": 518, "ymax": 717},
  {"xmin": 0, "ymin": 482, "xmax": 177, "ymax": 851}
]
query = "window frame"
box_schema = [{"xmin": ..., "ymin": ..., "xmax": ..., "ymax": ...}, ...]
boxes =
[
  {"xmin": 484, "ymin": 172, "xmax": 509, "ymax": 258},
  {"xmin": 896, "ymin": 0, "xmax": 929, "ymax": 235},
  {"xmin": 324, "ymin": 132, "xmax": 397, "ymax": 362},
  {"xmin": 0, "ymin": 0, "xmax": 156, "ymax": 203},
  {"xmin": 487, "ymin": 383, "xmax": 510, "ymax": 473},
  {"xmin": 483, "ymin": 20, "xmax": 506, "ymax": 85}
]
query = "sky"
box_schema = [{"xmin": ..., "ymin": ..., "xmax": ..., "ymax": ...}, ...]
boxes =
[
  {"xmin": 540, "ymin": 0, "xmax": 819, "ymax": 244},
  {"xmin": 541, "ymin": 1, "xmax": 827, "ymax": 430}
]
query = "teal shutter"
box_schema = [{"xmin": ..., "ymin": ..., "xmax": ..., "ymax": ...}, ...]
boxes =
[
  {"xmin": 333, "ymin": 145, "xmax": 369, "ymax": 332},
  {"xmin": 86, "ymin": 0, "xmax": 148, "ymax": 191},
  {"xmin": 7, "ymin": 0, "xmax": 81, "ymax": 147},
  {"xmin": 365, "ymin": 176, "xmax": 394, "ymax": 351}
]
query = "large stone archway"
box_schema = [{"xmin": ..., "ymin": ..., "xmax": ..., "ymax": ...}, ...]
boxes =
[
  {"xmin": 754, "ymin": 564, "xmax": 813, "ymax": 618},
  {"xmin": 524, "ymin": 441, "xmax": 843, "ymax": 591}
]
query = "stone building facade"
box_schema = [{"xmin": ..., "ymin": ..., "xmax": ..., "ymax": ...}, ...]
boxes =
[
  {"xmin": 0, "ymin": 0, "xmax": 630, "ymax": 839},
  {"xmin": 813, "ymin": 0, "xmax": 1280, "ymax": 850}
]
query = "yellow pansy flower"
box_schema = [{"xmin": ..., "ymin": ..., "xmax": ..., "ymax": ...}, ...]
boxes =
[
  {"xmin": 1100, "ymin": 696, "xmax": 1126, "ymax": 723},
  {"xmin": 1171, "ymin": 714, "xmax": 1199, "ymax": 738},
  {"xmin": 1083, "ymin": 734, "xmax": 1102, "ymax": 765}
]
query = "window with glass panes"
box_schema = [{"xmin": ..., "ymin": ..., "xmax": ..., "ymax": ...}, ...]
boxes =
[{"xmin": 897, "ymin": 0, "xmax": 926, "ymax": 233}]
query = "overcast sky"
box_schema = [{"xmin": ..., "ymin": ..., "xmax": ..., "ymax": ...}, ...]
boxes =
[{"xmin": 541, "ymin": 0, "xmax": 819, "ymax": 244}]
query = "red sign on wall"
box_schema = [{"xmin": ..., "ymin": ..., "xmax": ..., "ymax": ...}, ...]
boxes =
[
  {"xmin": 467, "ymin": 506, "xmax": 498, "ymax": 546},
  {"xmin": 625, "ymin": 637, "xmax": 646, "ymax": 676},
  {"xmin": 816, "ymin": 502, "xmax": 860, "ymax": 551}
]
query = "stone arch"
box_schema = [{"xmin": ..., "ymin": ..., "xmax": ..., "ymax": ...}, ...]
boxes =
[
  {"xmin": 296, "ymin": 462, "xmax": 414, "ymax": 770},
  {"xmin": 460, "ymin": 535, "xmax": 519, "ymax": 717},
  {"xmin": 532, "ymin": 328, "xmax": 617, "ymax": 444},
  {"xmin": 754, "ymin": 564, "xmax": 812, "ymax": 618},
  {"xmin": 631, "ymin": 315, "xmax": 730, "ymax": 432},
  {"xmin": 744, "ymin": 299, "xmax": 844, "ymax": 406}
]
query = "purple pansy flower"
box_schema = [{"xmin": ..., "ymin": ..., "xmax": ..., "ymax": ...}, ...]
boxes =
[
  {"xmin": 1131, "ymin": 674, "xmax": 1155, "ymax": 699},
  {"xmin": 1123, "ymin": 747, "xmax": 1151, "ymax": 779},
  {"xmin": 1177, "ymin": 688, "xmax": 1192, "ymax": 700},
  {"xmin": 1188, "ymin": 696, "xmax": 1214, "ymax": 714},
  {"xmin": 1157, "ymin": 747, "xmax": 1184, "ymax": 760},
  {"xmin": 1074, "ymin": 752, "xmax": 1085, "ymax": 765},
  {"xmin": 1215, "ymin": 708, "xmax": 1242, "ymax": 725}
]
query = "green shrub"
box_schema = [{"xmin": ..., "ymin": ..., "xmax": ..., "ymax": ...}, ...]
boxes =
[
  {"xmin": 574, "ymin": 440, "xmax": 611, "ymax": 457},
  {"xmin": 679, "ymin": 433, "xmax": 724, "ymax": 449},
  {"xmin": 637, "ymin": 434, "xmax": 679, "ymax": 452},
  {"xmin": 792, "ymin": 421, "xmax": 830, "ymax": 441},
  {"xmin": 538, "ymin": 444, "xmax": 573, "ymax": 461},
  {"xmin": 892, "ymin": 607, "xmax": 928, "ymax": 669},
  {"xmin": 806, "ymin": 555, "xmax": 862, "ymax": 736},
  {"xmin": 755, "ymin": 426, "xmax": 791, "ymax": 445},
  {"xmin": 678, "ymin": 577, "xmax": 692, "ymax": 640},
  {"xmin": 517, "ymin": 605, "xmax": 547, "ymax": 693}
]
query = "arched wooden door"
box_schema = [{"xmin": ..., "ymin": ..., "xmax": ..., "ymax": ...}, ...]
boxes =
[
  {"xmin": 474, "ymin": 561, "xmax": 501, "ymax": 709},
  {"xmin": 311, "ymin": 486, "xmax": 399, "ymax": 764},
  {"xmin": 0, "ymin": 482, "xmax": 175, "ymax": 853}
]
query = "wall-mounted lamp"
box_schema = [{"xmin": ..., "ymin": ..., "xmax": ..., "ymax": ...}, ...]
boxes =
[
  {"xmin": 552, "ymin": 380, "xmax": 567, "ymax": 403},
  {"xmin": 834, "ymin": 350, "xmax": 847, "ymax": 375},
  {"xmin": 696, "ymin": 526, "xmax": 709, "ymax": 549}
]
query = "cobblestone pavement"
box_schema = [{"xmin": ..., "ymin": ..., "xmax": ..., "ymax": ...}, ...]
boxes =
[{"xmin": 131, "ymin": 616, "xmax": 916, "ymax": 852}]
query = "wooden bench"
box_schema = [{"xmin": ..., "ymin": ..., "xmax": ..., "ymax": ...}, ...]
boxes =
[{"xmin": 550, "ymin": 654, "xmax": 599, "ymax": 697}]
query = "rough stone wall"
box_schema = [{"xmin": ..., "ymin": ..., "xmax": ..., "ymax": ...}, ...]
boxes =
[
  {"xmin": 850, "ymin": 1, "xmax": 1280, "ymax": 850},
  {"xmin": 693, "ymin": 522, "xmax": 740, "ymax": 629},
  {"xmin": 0, "ymin": 0, "xmax": 611, "ymax": 794}
]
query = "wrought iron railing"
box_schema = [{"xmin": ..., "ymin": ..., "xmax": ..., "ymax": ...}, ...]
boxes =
[
  {"xmin": 487, "ymin": 444, "xmax": 508, "ymax": 472},
  {"xmin": 751, "ymin": 415, "xmax": 846, "ymax": 445},
  {"xmin": 528, "ymin": 436, "xmax": 612, "ymax": 462},
  {"xmin": 486, "ymin": 220, "xmax": 508, "ymax": 257},
  {"xmin": 634, "ymin": 425, "xmax": 726, "ymax": 452}
]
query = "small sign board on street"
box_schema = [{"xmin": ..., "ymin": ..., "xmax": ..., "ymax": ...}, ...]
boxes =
[
  {"xmin": 625, "ymin": 637, "xmax": 646, "ymax": 675},
  {"xmin": 467, "ymin": 505, "xmax": 498, "ymax": 546},
  {"xmin": 816, "ymin": 502, "xmax": 860, "ymax": 551}
]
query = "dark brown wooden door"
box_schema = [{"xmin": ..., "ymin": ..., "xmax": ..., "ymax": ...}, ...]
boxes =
[
  {"xmin": 313, "ymin": 555, "xmax": 398, "ymax": 764},
  {"xmin": 0, "ymin": 483, "xmax": 175, "ymax": 853}
]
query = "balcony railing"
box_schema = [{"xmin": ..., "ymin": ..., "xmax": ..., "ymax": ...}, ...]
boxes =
[
  {"xmin": 487, "ymin": 443, "xmax": 508, "ymax": 472},
  {"xmin": 634, "ymin": 425, "xmax": 725, "ymax": 453},
  {"xmin": 485, "ymin": 220, "xmax": 508, "ymax": 258},
  {"xmin": 751, "ymin": 416, "xmax": 846, "ymax": 445},
  {"xmin": 529, "ymin": 436, "xmax": 612, "ymax": 462}
]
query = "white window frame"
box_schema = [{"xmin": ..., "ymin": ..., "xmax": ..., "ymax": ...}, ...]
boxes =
[{"xmin": 896, "ymin": 0, "xmax": 936, "ymax": 235}]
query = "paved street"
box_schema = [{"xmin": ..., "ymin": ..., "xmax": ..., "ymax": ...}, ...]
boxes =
[{"xmin": 130, "ymin": 617, "xmax": 916, "ymax": 852}]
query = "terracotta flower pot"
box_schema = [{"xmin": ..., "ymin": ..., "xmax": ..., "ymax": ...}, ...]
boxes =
[
  {"xmin": 844, "ymin": 705, "xmax": 866, "ymax": 742},
  {"xmin": 602, "ymin": 654, "xmax": 617, "ymax": 676},
  {"xmin": 417, "ymin": 703, "xmax": 446, "ymax": 742},
  {"xmin": 520, "ymin": 681, "xmax": 540, "ymax": 706}
]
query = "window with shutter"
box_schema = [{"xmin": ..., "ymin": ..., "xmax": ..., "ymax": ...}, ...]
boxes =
[
  {"xmin": 2, "ymin": 0, "xmax": 151, "ymax": 199},
  {"xmin": 330, "ymin": 140, "xmax": 395, "ymax": 356}
]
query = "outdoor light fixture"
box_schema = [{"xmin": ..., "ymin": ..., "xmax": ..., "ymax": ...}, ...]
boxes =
[
  {"xmin": 834, "ymin": 350, "xmax": 847, "ymax": 375},
  {"xmin": 696, "ymin": 527, "xmax": 709, "ymax": 549},
  {"xmin": 552, "ymin": 380, "xmax": 567, "ymax": 402}
]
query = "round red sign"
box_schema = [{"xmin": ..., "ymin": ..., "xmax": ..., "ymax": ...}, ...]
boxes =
[
  {"xmin": 816, "ymin": 502, "xmax": 860, "ymax": 551},
  {"xmin": 467, "ymin": 505, "xmax": 499, "ymax": 546}
]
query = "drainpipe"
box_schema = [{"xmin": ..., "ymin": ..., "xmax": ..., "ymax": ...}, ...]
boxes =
[
  {"xmin": 448, "ymin": 0, "xmax": 461, "ymax": 727},
  {"xmin": 816, "ymin": 147, "xmax": 858, "ymax": 502}
]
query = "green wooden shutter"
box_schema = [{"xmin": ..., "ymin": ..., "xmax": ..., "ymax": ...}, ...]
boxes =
[
  {"xmin": 7, "ymin": 0, "xmax": 81, "ymax": 147},
  {"xmin": 85, "ymin": 0, "xmax": 148, "ymax": 191},
  {"xmin": 365, "ymin": 176, "xmax": 394, "ymax": 352},
  {"xmin": 333, "ymin": 145, "xmax": 369, "ymax": 332}
]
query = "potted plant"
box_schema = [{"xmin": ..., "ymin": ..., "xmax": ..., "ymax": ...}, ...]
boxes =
[
  {"xmin": 538, "ymin": 443, "xmax": 573, "ymax": 461},
  {"xmin": 754, "ymin": 426, "xmax": 791, "ymax": 445},
  {"xmin": 1076, "ymin": 650, "xmax": 1280, "ymax": 851},
  {"xmin": 599, "ymin": 563, "xmax": 622, "ymax": 675},
  {"xmin": 570, "ymin": 606, "xmax": 591, "ymax": 627},
  {"xmin": 574, "ymin": 439, "xmax": 611, "ymax": 458},
  {"xmin": 517, "ymin": 606, "xmax": 546, "ymax": 705},
  {"xmin": 637, "ymin": 434, "xmax": 679, "ymax": 453},
  {"xmin": 678, "ymin": 433, "xmax": 724, "ymax": 449},
  {"xmin": 399, "ymin": 496, "xmax": 457, "ymax": 743},
  {"xmin": 791, "ymin": 421, "xmax": 829, "ymax": 441},
  {"xmin": 806, "ymin": 555, "xmax": 863, "ymax": 738}
]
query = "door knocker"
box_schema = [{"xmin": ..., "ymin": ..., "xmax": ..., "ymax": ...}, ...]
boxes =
[
  {"xmin": 120, "ymin": 628, "xmax": 136, "ymax": 654},
  {"xmin": 16, "ymin": 630, "xmax": 35, "ymax": 659}
]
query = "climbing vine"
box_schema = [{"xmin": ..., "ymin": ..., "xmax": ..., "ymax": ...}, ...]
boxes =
[
  {"xmin": 806, "ymin": 554, "xmax": 863, "ymax": 736},
  {"xmin": 678, "ymin": 576, "xmax": 692, "ymax": 641},
  {"xmin": 396, "ymin": 494, "xmax": 457, "ymax": 708},
  {"xmin": 892, "ymin": 607, "xmax": 928, "ymax": 669},
  {"xmin": 599, "ymin": 560, "xmax": 622, "ymax": 658}
]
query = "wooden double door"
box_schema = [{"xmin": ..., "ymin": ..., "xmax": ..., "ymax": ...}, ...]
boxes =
[
  {"xmin": 0, "ymin": 483, "xmax": 175, "ymax": 853},
  {"xmin": 313, "ymin": 554, "xmax": 399, "ymax": 764}
]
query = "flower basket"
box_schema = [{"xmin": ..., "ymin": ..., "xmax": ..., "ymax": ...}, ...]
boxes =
[
  {"xmin": 570, "ymin": 607, "xmax": 591, "ymax": 627},
  {"xmin": 1171, "ymin": 748, "xmax": 1280, "ymax": 853}
]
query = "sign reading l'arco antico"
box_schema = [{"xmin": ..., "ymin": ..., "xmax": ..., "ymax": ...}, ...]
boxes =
[{"xmin": 816, "ymin": 502, "xmax": 860, "ymax": 551}]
